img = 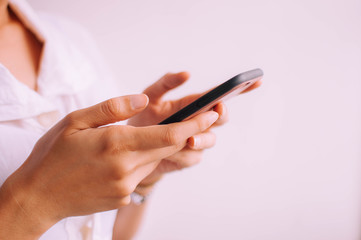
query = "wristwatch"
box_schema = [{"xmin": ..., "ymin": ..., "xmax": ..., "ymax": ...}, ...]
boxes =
[{"xmin": 130, "ymin": 192, "xmax": 149, "ymax": 205}]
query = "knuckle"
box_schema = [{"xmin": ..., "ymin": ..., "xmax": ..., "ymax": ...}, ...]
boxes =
[
  {"xmin": 163, "ymin": 127, "xmax": 182, "ymax": 146},
  {"xmin": 114, "ymin": 181, "xmax": 135, "ymax": 197},
  {"xmin": 161, "ymin": 72, "xmax": 172, "ymax": 80},
  {"xmin": 63, "ymin": 112, "xmax": 78, "ymax": 126},
  {"xmin": 112, "ymin": 162, "xmax": 135, "ymax": 179},
  {"xmin": 162, "ymin": 73, "xmax": 174, "ymax": 89},
  {"xmin": 113, "ymin": 196, "xmax": 131, "ymax": 208},
  {"xmin": 101, "ymin": 98, "xmax": 122, "ymax": 120},
  {"xmin": 120, "ymin": 196, "xmax": 132, "ymax": 206},
  {"xmin": 102, "ymin": 126, "xmax": 118, "ymax": 139},
  {"xmin": 102, "ymin": 126, "xmax": 132, "ymax": 154}
]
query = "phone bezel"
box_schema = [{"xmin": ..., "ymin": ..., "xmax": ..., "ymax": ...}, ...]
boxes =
[{"xmin": 158, "ymin": 68, "xmax": 263, "ymax": 125}]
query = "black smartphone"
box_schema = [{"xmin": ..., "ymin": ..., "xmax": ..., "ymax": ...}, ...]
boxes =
[{"xmin": 158, "ymin": 68, "xmax": 263, "ymax": 125}]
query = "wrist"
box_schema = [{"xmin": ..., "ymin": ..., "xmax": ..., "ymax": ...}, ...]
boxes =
[
  {"xmin": 131, "ymin": 175, "xmax": 163, "ymax": 205},
  {"xmin": 134, "ymin": 182, "xmax": 156, "ymax": 197},
  {"xmin": 136, "ymin": 175, "xmax": 163, "ymax": 196},
  {"xmin": 0, "ymin": 173, "xmax": 57, "ymax": 239}
]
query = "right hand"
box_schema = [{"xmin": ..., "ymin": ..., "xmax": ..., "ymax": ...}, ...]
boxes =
[{"xmin": 0, "ymin": 94, "xmax": 219, "ymax": 238}]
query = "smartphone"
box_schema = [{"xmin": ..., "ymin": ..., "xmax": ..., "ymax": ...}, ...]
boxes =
[{"xmin": 158, "ymin": 68, "xmax": 263, "ymax": 125}]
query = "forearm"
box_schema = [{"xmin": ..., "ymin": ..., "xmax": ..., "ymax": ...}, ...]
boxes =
[
  {"xmin": 112, "ymin": 180, "xmax": 158, "ymax": 240},
  {"xmin": 0, "ymin": 178, "xmax": 54, "ymax": 239},
  {"xmin": 112, "ymin": 200, "xmax": 149, "ymax": 240}
]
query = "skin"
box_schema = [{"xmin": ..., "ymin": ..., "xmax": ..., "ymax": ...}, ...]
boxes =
[
  {"xmin": 129, "ymin": 71, "xmax": 260, "ymax": 183},
  {"xmin": 0, "ymin": 94, "xmax": 219, "ymax": 239},
  {"xmin": 0, "ymin": 2, "xmax": 42, "ymax": 90},
  {"xmin": 113, "ymin": 73, "xmax": 260, "ymax": 240},
  {"xmin": 0, "ymin": 1, "xmax": 261, "ymax": 239}
]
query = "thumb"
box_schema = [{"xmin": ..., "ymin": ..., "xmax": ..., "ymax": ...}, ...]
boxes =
[
  {"xmin": 67, "ymin": 94, "xmax": 149, "ymax": 130},
  {"xmin": 143, "ymin": 72, "xmax": 189, "ymax": 103}
]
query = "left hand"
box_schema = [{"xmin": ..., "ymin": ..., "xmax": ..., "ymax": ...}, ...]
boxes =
[{"xmin": 128, "ymin": 72, "xmax": 261, "ymax": 192}]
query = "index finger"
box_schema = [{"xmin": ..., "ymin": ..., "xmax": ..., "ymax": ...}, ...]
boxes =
[
  {"xmin": 143, "ymin": 72, "xmax": 190, "ymax": 103},
  {"xmin": 133, "ymin": 111, "xmax": 219, "ymax": 150}
]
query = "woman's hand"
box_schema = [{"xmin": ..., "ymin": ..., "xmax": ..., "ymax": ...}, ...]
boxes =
[
  {"xmin": 0, "ymin": 94, "xmax": 219, "ymax": 239},
  {"xmin": 128, "ymin": 72, "xmax": 261, "ymax": 189}
]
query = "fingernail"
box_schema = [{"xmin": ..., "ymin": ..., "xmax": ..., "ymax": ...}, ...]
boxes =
[
  {"xmin": 191, "ymin": 136, "xmax": 201, "ymax": 149},
  {"xmin": 206, "ymin": 111, "xmax": 219, "ymax": 125},
  {"xmin": 130, "ymin": 94, "xmax": 148, "ymax": 110}
]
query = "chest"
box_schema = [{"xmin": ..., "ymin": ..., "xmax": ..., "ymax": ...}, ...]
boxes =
[{"xmin": 0, "ymin": 20, "xmax": 42, "ymax": 91}]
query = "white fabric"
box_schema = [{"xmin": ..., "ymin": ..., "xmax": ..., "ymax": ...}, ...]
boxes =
[{"xmin": 0, "ymin": 0, "xmax": 123, "ymax": 239}]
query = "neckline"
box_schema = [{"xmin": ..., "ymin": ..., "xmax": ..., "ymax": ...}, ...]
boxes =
[{"xmin": 6, "ymin": 0, "xmax": 47, "ymax": 95}]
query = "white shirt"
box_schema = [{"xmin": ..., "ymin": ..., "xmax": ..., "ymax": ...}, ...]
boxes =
[{"xmin": 0, "ymin": 0, "xmax": 122, "ymax": 239}]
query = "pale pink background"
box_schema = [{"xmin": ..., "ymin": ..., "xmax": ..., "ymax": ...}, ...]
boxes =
[{"xmin": 28, "ymin": 0, "xmax": 361, "ymax": 239}]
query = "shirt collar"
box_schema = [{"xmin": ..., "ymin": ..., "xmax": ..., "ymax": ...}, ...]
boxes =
[
  {"xmin": 0, "ymin": 66, "xmax": 57, "ymax": 121},
  {"xmin": 0, "ymin": 0, "xmax": 96, "ymax": 121},
  {"xmin": 9, "ymin": 0, "xmax": 96, "ymax": 96}
]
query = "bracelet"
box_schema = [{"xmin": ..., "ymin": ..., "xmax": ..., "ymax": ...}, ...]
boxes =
[
  {"xmin": 130, "ymin": 192, "xmax": 150, "ymax": 205},
  {"xmin": 131, "ymin": 176, "xmax": 162, "ymax": 205}
]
